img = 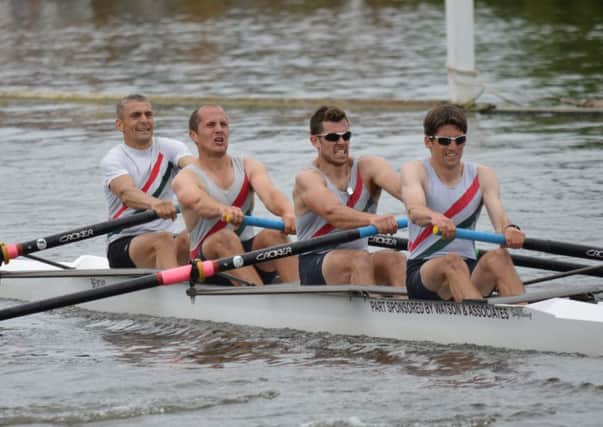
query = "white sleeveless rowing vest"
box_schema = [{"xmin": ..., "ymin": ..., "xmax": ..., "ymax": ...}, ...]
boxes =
[
  {"xmin": 187, "ymin": 157, "xmax": 255, "ymax": 258},
  {"xmin": 296, "ymin": 159, "xmax": 377, "ymax": 252},
  {"xmin": 408, "ymin": 159, "xmax": 482, "ymax": 260}
]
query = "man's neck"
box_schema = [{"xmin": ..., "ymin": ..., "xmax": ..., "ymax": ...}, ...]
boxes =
[
  {"xmin": 429, "ymin": 158, "xmax": 463, "ymax": 186},
  {"xmin": 197, "ymin": 152, "xmax": 231, "ymax": 172},
  {"xmin": 314, "ymin": 157, "xmax": 353, "ymax": 185},
  {"xmin": 124, "ymin": 138, "xmax": 153, "ymax": 150}
]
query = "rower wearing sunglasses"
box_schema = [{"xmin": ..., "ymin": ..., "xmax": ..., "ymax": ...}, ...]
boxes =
[
  {"xmin": 400, "ymin": 104, "xmax": 525, "ymax": 303},
  {"xmin": 293, "ymin": 106, "xmax": 406, "ymax": 287}
]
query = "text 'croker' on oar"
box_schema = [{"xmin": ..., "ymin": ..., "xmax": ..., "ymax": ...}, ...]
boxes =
[
  {"xmin": 433, "ymin": 227, "xmax": 603, "ymax": 262},
  {"xmin": 0, "ymin": 208, "xmax": 171, "ymax": 265},
  {"xmin": 0, "ymin": 218, "xmax": 409, "ymax": 321}
]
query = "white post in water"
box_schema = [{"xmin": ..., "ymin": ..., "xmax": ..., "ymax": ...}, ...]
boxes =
[{"xmin": 446, "ymin": 0, "xmax": 483, "ymax": 104}]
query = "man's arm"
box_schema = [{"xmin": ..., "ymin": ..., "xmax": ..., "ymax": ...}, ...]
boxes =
[
  {"xmin": 172, "ymin": 169, "xmax": 244, "ymax": 227},
  {"xmin": 400, "ymin": 160, "xmax": 456, "ymax": 239},
  {"xmin": 109, "ymin": 175, "xmax": 177, "ymax": 219},
  {"xmin": 245, "ymin": 157, "xmax": 296, "ymax": 234},
  {"xmin": 478, "ymin": 165, "xmax": 524, "ymax": 248},
  {"xmin": 361, "ymin": 156, "xmax": 402, "ymax": 200},
  {"xmin": 294, "ymin": 167, "xmax": 397, "ymax": 234}
]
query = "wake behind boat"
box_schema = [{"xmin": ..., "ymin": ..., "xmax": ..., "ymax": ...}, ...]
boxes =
[{"xmin": 2, "ymin": 255, "xmax": 603, "ymax": 357}]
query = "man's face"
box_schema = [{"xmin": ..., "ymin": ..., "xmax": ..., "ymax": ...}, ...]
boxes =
[
  {"xmin": 312, "ymin": 119, "xmax": 351, "ymax": 165},
  {"xmin": 116, "ymin": 101, "xmax": 154, "ymax": 147},
  {"xmin": 425, "ymin": 124, "xmax": 466, "ymax": 167},
  {"xmin": 190, "ymin": 106, "xmax": 230, "ymax": 155}
]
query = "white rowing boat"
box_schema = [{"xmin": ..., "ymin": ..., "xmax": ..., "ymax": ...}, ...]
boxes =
[{"xmin": 2, "ymin": 255, "xmax": 603, "ymax": 357}]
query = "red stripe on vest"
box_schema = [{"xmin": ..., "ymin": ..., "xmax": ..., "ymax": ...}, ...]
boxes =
[
  {"xmin": 189, "ymin": 174, "xmax": 251, "ymax": 258},
  {"xmin": 112, "ymin": 152, "xmax": 165, "ymax": 220},
  {"xmin": 312, "ymin": 166, "xmax": 363, "ymax": 238},
  {"xmin": 408, "ymin": 174, "xmax": 480, "ymax": 251}
]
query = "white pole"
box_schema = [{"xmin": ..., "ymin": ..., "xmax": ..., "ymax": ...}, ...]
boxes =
[{"xmin": 446, "ymin": 0, "xmax": 483, "ymax": 104}]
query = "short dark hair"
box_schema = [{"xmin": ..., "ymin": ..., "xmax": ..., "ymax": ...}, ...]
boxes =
[
  {"xmin": 309, "ymin": 106, "xmax": 349, "ymax": 135},
  {"xmin": 116, "ymin": 94, "xmax": 149, "ymax": 118},
  {"xmin": 423, "ymin": 104, "xmax": 467, "ymax": 136},
  {"xmin": 189, "ymin": 107, "xmax": 201, "ymax": 132}
]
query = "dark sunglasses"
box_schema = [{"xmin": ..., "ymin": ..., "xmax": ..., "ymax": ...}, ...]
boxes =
[
  {"xmin": 429, "ymin": 135, "xmax": 466, "ymax": 146},
  {"xmin": 317, "ymin": 131, "xmax": 352, "ymax": 142}
]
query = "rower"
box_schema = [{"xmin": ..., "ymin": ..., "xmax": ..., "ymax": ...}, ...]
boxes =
[
  {"xmin": 172, "ymin": 105, "xmax": 299, "ymax": 286},
  {"xmin": 293, "ymin": 106, "xmax": 406, "ymax": 286},
  {"xmin": 101, "ymin": 94, "xmax": 194, "ymax": 269},
  {"xmin": 400, "ymin": 104, "xmax": 526, "ymax": 302}
]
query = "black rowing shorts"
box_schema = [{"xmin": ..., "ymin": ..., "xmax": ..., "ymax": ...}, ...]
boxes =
[{"xmin": 107, "ymin": 235, "xmax": 137, "ymax": 268}]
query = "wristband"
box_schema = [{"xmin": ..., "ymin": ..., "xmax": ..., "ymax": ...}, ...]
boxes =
[{"xmin": 504, "ymin": 224, "xmax": 521, "ymax": 231}]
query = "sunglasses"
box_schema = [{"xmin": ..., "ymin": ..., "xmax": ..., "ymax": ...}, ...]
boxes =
[
  {"xmin": 429, "ymin": 135, "xmax": 466, "ymax": 146},
  {"xmin": 317, "ymin": 131, "xmax": 352, "ymax": 142}
]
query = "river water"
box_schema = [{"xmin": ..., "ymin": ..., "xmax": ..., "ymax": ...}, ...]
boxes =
[{"xmin": 0, "ymin": 1, "xmax": 602, "ymax": 426}]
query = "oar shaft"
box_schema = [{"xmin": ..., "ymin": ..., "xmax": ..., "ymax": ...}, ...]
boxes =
[
  {"xmin": 195, "ymin": 219, "xmax": 409, "ymax": 279},
  {"xmin": 0, "ymin": 274, "xmax": 160, "ymax": 321},
  {"xmin": 242, "ymin": 216, "xmax": 284, "ymax": 230},
  {"xmin": 368, "ymin": 234, "xmax": 603, "ymax": 278},
  {"xmin": 489, "ymin": 283, "xmax": 603, "ymax": 305},
  {"xmin": 523, "ymin": 238, "xmax": 603, "ymax": 262},
  {"xmin": 5, "ymin": 209, "xmax": 160, "ymax": 260},
  {"xmin": 452, "ymin": 229, "xmax": 603, "ymax": 262},
  {"xmin": 506, "ymin": 253, "xmax": 603, "ymax": 277}
]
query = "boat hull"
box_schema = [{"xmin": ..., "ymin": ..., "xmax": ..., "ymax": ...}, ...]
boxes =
[{"xmin": 2, "ymin": 256, "xmax": 603, "ymax": 356}]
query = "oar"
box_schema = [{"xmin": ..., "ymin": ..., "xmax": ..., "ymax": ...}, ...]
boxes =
[
  {"xmin": 435, "ymin": 227, "xmax": 603, "ymax": 262},
  {"xmin": 523, "ymin": 264, "xmax": 603, "ymax": 285},
  {"xmin": 0, "ymin": 218, "xmax": 408, "ymax": 321},
  {"xmin": 0, "ymin": 209, "xmax": 164, "ymax": 265},
  {"xmin": 243, "ymin": 216, "xmax": 603, "ymax": 278},
  {"xmin": 367, "ymin": 235, "xmax": 603, "ymax": 278},
  {"xmin": 23, "ymin": 254, "xmax": 74, "ymax": 270},
  {"xmin": 489, "ymin": 282, "xmax": 603, "ymax": 305},
  {"xmin": 242, "ymin": 215, "xmax": 285, "ymax": 230}
]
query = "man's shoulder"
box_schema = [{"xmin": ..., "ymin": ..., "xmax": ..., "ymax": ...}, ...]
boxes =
[
  {"xmin": 400, "ymin": 158, "xmax": 426, "ymax": 171},
  {"xmin": 294, "ymin": 165, "xmax": 324, "ymax": 187},
  {"xmin": 475, "ymin": 162, "xmax": 496, "ymax": 181},
  {"xmin": 400, "ymin": 159, "xmax": 428, "ymax": 184},
  {"xmin": 155, "ymin": 136, "xmax": 188, "ymax": 149},
  {"xmin": 100, "ymin": 144, "xmax": 125, "ymax": 166}
]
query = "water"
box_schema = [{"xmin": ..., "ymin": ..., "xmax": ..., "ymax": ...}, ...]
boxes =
[{"xmin": 1, "ymin": 1, "xmax": 602, "ymax": 426}]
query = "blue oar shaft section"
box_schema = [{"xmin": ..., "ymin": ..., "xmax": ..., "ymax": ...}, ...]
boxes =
[
  {"xmin": 243, "ymin": 216, "xmax": 409, "ymax": 237},
  {"xmin": 358, "ymin": 218, "xmax": 409, "ymax": 238},
  {"xmin": 243, "ymin": 216, "xmax": 284, "ymax": 230},
  {"xmin": 453, "ymin": 228, "xmax": 505, "ymax": 245}
]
